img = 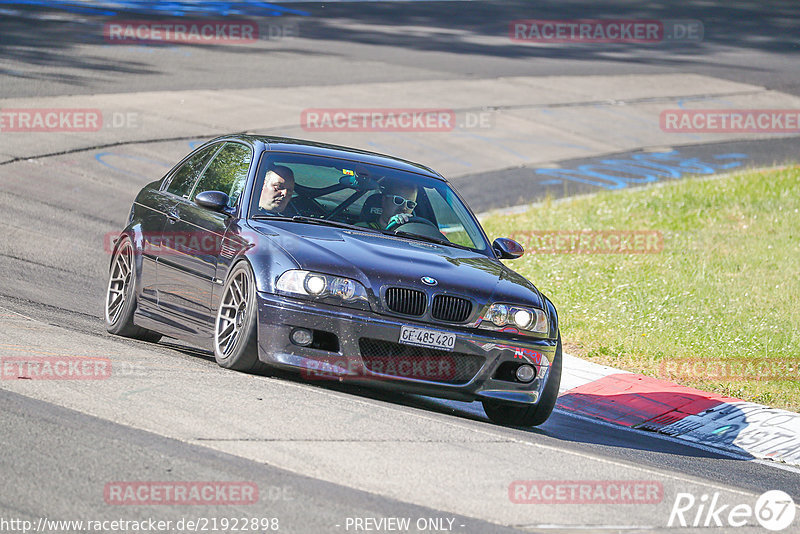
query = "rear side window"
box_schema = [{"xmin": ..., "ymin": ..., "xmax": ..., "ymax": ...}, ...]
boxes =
[
  {"xmin": 191, "ymin": 142, "xmax": 252, "ymax": 207},
  {"xmin": 165, "ymin": 144, "xmax": 220, "ymax": 198}
]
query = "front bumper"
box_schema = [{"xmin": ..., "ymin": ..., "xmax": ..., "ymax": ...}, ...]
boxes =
[{"xmin": 256, "ymin": 292, "xmax": 558, "ymax": 405}]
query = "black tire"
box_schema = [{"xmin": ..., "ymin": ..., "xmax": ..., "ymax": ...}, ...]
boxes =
[
  {"xmin": 104, "ymin": 236, "xmax": 163, "ymax": 343},
  {"xmin": 482, "ymin": 334, "xmax": 562, "ymax": 427},
  {"xmin": 213, "ymin": 261, "xmax": 265, "ymax": 372}
]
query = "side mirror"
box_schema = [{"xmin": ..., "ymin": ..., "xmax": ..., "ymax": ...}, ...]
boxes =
[
  {"xmin": 493, "ymin": 237, "xmax": 524, "ymax": 259},
  {"xmin": 195, "ymin": 190, "xmax": 230, "ymax": 213}
]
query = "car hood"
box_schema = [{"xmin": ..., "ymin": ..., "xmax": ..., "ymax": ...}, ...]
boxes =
[{"xmin": 250, "ymin": 220, "xmax": 543, "ymax": 309}]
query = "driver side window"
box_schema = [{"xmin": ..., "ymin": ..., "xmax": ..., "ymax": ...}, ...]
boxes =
[
  {"xmin": 165, "ymin": 144, "xmax": 219, "ymax": 198},
  {"xmin": 190, "ymin": 142, "xmax": 252, "ymax": 208}
]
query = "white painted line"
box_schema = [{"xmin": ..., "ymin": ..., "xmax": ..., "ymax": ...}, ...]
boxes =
[{"xmin": 559, "ymin": 352, "xmax": 629, "ymax": 393}]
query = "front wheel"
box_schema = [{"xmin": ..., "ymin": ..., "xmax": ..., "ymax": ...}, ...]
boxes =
[
  {"xmin": 104, "ymin": 236, "xmax": 162, "ymax": 343},
  {"xmin": 482, "ymin": 334, "xmax": 562, "ymax": 427},
  {"xmin": 213, "ymin": 261, "xmax": 264, "ymax": 372}
]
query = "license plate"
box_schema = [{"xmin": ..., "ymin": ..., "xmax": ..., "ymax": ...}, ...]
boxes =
[{"xmin": 399, "ymin": 326, "xmax": 456, "ymax": 351}]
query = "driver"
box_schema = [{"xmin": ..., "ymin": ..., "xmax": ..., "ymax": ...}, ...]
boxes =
[
  {"xmin": 258, "ymin": 166, "xmax": 295, "ymax": 213},
  {"xmin": 361, "ymin": 181, "xmax": 418, "ymax": 230}
]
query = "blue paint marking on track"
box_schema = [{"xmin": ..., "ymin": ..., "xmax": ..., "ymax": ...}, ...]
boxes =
[
  {"xmin": 535, "ymin": 150, "xmax": 748, "ymax": 190},
  {"xmin": 0, "ymin": 0, "xmax": 310, "ymax": 17},
  {"xmin": 1, "ymin": 0, "xmax": 116, "ymax": 15},
  {"xmin": 95, "ymin": 142, "xmax": 205, "ymax": 178},
  {"xmin": 713, "ymin": 153, "xmax": 749, "ymax": 169},
  {"xmin": 95, "ymin": 151, "xmax": 171, "ymax": 179}
]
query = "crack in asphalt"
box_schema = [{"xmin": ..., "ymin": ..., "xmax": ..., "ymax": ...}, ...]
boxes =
[
  {"xmin": 0, "ymin": 252, "xmax": 84, "ymax": 276},
  {"xmin": 0, "ymin": 294, "xmax": 99, "ymax": 321},
  {"xmin": 482, "ymin": 88, "xmax": 766, "ymax": 111},
  {"xmin": 0, "ymin": 188, "xmax": 121, "ymax": 226},
  {"xmin": 0, "ymin": 133, "xmax": 221, "ymax": 166},
  {"xmin": 0, "ymin": 88, "xmax": 768, "ymax": 166}
]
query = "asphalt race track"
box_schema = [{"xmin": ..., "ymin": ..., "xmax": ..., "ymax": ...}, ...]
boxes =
[{"xmin": 1, "ymin": 2, "xmax": 799, "ymax": 533}]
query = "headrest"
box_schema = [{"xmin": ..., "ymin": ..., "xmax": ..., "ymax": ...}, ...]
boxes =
[{"xmin": 359, "ymin": 193, "xmax": 383, "ymax": 222}]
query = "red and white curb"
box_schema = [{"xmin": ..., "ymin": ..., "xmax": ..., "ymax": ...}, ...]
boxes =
[{"xmin": 557, "ymin": 354, "xmax": 800, "ymax": 467}]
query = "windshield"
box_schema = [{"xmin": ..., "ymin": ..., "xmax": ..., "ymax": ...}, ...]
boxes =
[{"xmin": 248, "ymin": 152, "xmax": 489, "ymax": 252}]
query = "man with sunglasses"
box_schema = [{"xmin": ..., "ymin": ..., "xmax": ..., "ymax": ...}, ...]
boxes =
[{"xmin": 359, "ymin": 180, "xmax": 418, "ymax": 231}]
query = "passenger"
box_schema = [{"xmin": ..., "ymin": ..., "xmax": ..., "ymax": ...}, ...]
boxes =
[{"xmin": 360, "ymin": 181, "xmax": 418, "ymax": 230}]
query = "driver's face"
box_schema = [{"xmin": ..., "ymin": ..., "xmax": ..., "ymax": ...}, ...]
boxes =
[
  {"xmin": 382, "ymin": 186, "xmax": 417, "ymax": 218},
  {"xmin": 259, "ymin": 171, "xmax": 294, "ymax": 212}
]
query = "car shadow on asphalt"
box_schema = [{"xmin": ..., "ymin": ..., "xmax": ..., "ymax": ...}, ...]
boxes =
[{"xmin": 156, "ymin": 338, "xmax": 760, "ymax": 464}]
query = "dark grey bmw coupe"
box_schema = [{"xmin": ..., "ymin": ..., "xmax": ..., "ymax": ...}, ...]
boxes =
[{"xmin": 105, "ymin": 135, "xmax": 561, "ymax": 427}]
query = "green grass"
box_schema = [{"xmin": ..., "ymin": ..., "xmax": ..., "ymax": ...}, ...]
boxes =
[{"xmin": 481, "ymin": 166, "xmax": 800, "ymax": 411}]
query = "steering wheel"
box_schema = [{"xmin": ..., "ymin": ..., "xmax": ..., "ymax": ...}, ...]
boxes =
[{"xmin": 385, "ymin": 216, "xmax": 439, "ymax": 232}]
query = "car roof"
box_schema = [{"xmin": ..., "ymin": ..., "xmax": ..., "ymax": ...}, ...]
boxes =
[{"xmin": 211, "ymin": 134, "xmax": 446, "ymax": 181}]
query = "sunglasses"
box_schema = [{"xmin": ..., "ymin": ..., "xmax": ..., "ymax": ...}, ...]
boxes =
[{"xmin": 387, "ymin": 194, "xmax": 417, "ymax": 210}]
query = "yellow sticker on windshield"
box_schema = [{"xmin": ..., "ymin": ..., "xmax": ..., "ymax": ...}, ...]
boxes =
[{"xmin": 342, "ymin": 169, "xmax": 355, "ymax": 176}]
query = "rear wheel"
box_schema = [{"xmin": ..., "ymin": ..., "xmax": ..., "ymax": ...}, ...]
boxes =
[
  {"xmin": 482, "ymin": 334, "xmax": 562, "ymax": 427},
  {"xmin": 213, "ymin": 261, "xmax": 264, "ymax": 372},
  {"xmin": 104, "ymin": 236, "xmax": 162, "ymax": 343}
]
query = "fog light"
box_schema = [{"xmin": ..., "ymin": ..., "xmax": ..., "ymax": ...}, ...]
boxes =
[
  {"xmin": 515, "ymin": 364, "xmax": 536, "ymax": 383},
  {"xmin": 290, "ymin": 328, "xmax": 313, "ymax": 346}
]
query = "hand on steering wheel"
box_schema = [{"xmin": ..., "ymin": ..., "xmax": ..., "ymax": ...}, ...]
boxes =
[
  {"xmin": 386, "ymin": 213, "xmax": 411, "ymax": 229},
  {"xmin": 385, "ymin": 214, "xmax": 439, "ymax": 231}
]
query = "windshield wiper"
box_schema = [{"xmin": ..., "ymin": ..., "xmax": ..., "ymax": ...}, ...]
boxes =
[
  {"xmin": 386, "ymin": 230, "xmax": 474, "ymax": 252},
  {"xmin": 252, "ymin": 214, "xmax": 370, "ymax": 232},
  {"xmin": 250, "ymin": 214, "xmax": 291, "ymax": 220},
  {"xmin": 290, "ymin": 216, "xmax": 367, "ymax": 230}
]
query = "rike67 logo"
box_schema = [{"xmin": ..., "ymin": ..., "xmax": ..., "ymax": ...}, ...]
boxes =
[{"xmin": 668, "ymin": 490, "xmax": 795, "ymax": 531}]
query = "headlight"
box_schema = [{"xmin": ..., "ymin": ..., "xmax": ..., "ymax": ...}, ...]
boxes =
[
  {"xmin": 305, "ymin": 274, "xmax": 326, "ymax": 295},
  {"xmin": 276, "ymin": 270, "xmax": 370, "ymax": 309},
  {"xmin": 481, "ymin": 303, "xmax": 548, "ymax": 335},
  {"xmin": 331, "ymin": 278, "xmax": 357, "ymax": 299},
  {"xmin": 489, "ymin": 304, "xmax": 508, "ymax": 326}
]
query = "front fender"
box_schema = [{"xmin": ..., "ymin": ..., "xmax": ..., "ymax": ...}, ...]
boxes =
[
  {"xmin": 541, "ymin": 293, "xmax": 559, "ymax": 340},
  {"xmin": 210, "ymin": 223, "xmax": 299, "ymax": 312}
]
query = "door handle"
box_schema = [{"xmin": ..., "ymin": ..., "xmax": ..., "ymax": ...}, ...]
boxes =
[{"xmin": 166, "ymin": 208, "xmax": 179, "ymax": 224}]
